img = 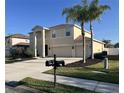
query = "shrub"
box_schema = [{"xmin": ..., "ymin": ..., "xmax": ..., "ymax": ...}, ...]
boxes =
[
  {"xmin": 10, "ymin": 47, "xmax": 25, "ymax": 59},
  {"xmin": 24, "ymin": 48, "xmax": 34, "ymax": 58},
  {"xmin": 108, "ymin": 55, "xmax": 119, "ymax": 60}
]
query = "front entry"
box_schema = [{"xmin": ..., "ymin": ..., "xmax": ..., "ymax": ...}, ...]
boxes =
[{"xmin": 45, "ymin": 45, "xmax": 48, "ymax": 56}]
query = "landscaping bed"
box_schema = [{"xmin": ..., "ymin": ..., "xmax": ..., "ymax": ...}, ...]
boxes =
[
  {"xmin": 44, "ymin": 60, "xmax": 119, "ymax": 84},
  {"xmin": 19, "ymin": 77, "xmax": 98, "ymax": 93}
]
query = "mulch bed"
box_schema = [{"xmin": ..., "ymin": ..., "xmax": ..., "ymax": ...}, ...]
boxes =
[{"xmin": 65, "ymin": 59, "xmax": 103, "ymax": 67}]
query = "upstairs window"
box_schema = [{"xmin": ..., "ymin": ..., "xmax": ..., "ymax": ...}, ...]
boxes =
[
  {"xmin": 66, "ymin": 31, "xmax": 71, "ymax": 36},
  {"xmin": 52, "ymin": 31, "xmax": 56, "ymax": 38},
  {"xmin": 52, "ymin": 34, "xmax": 56, "ymax": 38}
]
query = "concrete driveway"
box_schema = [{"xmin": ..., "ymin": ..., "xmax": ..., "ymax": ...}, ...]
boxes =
[
  {"xmin": 6, "ymin": 57, "xmax": 82, "ymax": 81},
  {"xmin": 5, "ymin": 58, "xmax": 119, "ymax": 93}
]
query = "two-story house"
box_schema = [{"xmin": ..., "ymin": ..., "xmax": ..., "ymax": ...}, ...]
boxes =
[
  {"xmin": 29, "ymin": 24, "xmax": 104, "ymax": 58},
  {"xmin": 5, "ymin": 34, "xmax": 30, "ymax": 56}
]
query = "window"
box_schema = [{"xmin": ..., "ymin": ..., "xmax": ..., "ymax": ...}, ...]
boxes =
[
  {"xmin": 66, "ymin": 31, "xmax": 70, "ymax": 36},
  {"xmin": 65, "ymin": 28, "xmax": 71, "ymax": 36},
  {"xmin": 52, "ymin": 33, "xmax": 56, "ymax": 38},
  {"xmin": 52, "ymin": 34, "xmax": 56, "ymax": 38}
]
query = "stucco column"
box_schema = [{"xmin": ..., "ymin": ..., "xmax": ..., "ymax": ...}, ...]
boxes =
[
  {"xmin": 34, "ymin": 32, "xmax": 37, "ymax": 57},
  {"xmin": 42, "ymin": 29, "xmax": 45, "ymax": 57}
]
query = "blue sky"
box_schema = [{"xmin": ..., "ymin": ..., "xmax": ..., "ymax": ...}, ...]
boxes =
[{"xmin": 6, "ymin": 0, "xmax": 119, "ymax": 43}]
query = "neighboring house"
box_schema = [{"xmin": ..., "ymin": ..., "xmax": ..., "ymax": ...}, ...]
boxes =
[
  {"xmin": 5, "ymin": 34, "xmax": 30, "ymax": 57},
  {"xmin": 29, "ymin": 24, "xmax": 104, "ymax": 58}
]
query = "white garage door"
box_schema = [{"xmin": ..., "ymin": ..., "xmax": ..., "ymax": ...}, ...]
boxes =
[
  {"xmin": 75, "ymin": 46, "xmax": 83, "ymax": 57},
  {"xmin": 75, "ymin": 44, "xmax": 91, "ymax": 58},
  {"xmin": 52, "ymin": 46, "xmax": 72, "ymax": 57}
]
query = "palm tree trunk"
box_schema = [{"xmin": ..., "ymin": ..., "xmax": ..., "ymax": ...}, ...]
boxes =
[
  {"xmin": 81, "ymin": 22, "xmax": 86, "ymax": 63},
  {"xmin": 90, "ymin": 20, "xmax": 94, "ymax": 59}
]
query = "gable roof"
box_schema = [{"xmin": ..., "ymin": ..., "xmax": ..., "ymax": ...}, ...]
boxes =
[
  {"xmin": 75, "ymin": 35, "xmax": 105, "ymax": 44},
  {"xmin": 6, "ymin": 34, "xmax": 29, "ymax": 39}
]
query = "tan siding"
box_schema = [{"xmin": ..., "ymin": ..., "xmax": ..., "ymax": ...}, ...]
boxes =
[
  {"xmin": 73, "ymin": 26, "xmax": 91, "ymax": 40},
  {"xmin": 85, "ymin": 32, "xmax": 91, "ymax": 38},
  {"xmin": 73, "ymin": 26, "xmax": 82, "ymax": 39},
  {"xmin": 29, "ymin": 33, "xmax": 35, "ymax": 55},
  {"xmin": 49, "ymin": 26, "xmax": 74, "ymax": 46},
  {"xmin": 93, "ymin": 41, "xmax": 104, "ymax": 53},
  {"xmin": 37, "ymin": 31, "xmax": 42, "ymax": 56}
]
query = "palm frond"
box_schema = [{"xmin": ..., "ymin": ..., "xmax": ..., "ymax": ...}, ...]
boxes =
[
  {"xmin": 88, "ymin": 0, "xmax": 110, "ymax": 21},
  {"xmin": 62, "ymin": 4, "xmax": 89, "ymax": 23},
  {"xmin": 100, "ymin": 5, "xmax": 111, "ymax": 11}
]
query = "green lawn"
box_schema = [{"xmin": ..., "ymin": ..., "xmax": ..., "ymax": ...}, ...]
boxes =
[
  {"xmin": 44, "ymin": 60, "xmax": 119, "ymax": 84},
  {"xmin": 19, "ymin": 77, "xmax": 98, "ymax": 93}
]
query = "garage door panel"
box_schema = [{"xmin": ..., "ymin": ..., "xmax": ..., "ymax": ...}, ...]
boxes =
[
  {"xmin": 53, "ymin": 46, "xmax": 72, "ymax": 57},
  {"xmin": 75, "ymin": 45, "xmax": 91, "ymax": 58}
]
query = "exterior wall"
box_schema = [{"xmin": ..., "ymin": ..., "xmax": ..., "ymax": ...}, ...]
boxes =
[
  {"xmin": 49, "ymin": 25, "xmax": 74, "ymax": 46},
  {"xmin": 36, "ymin": 31, "xmax": 43, "ymax": 56},
  {"xmin": 29, "ymin": 32, "xmax": 35, "ymax": 56},
  {"xmin": 85, "ymin": 32, "xmax": 91, "ymax": 38},
  {"xmin": 73, "ymin": 26, "xmax": 91, "ymax": 40},
  {"xmin": 74, "ymin": 38, "xmax": 104, "ymax": 58},
  {"xmin": 11, "ymin": 38, "xmax": 29, "ymax": 46},
  {"xmin": 47, "ymin": 25, "xmax": 75, "ymax": 57},
  {"xmin": 93, "ymin": 41, "xmax": 104, "ymax": 53},
  {"xmin": 30, "ymin": 30, "xmax": 44, "ymax": 57},
  {"xmin": 75, "ymin": 39, "xmax": 91, "ymax": 58},
  {"xmin": 30, "ymin": 26, "xmax": 47, "ymax": 57},
  {"xmin": 73, "ymin": 26, "xmax": 82, "ymax": 39}
]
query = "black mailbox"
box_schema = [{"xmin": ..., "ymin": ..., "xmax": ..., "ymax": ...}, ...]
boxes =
[
  {"xmin": 45, "ymin": 60, "xmax": 54, "ymax": 66},
  {"xmin": 56, "ymin": 60, "xmax": 65, "ymax": 67},
  {"xmin": 45, "ymin": 60, "xmax": 65, "ymax": 67}
]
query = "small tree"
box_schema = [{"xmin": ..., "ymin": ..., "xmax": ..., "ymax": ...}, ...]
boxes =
[
  {"xmin": 114, "ymin": 42, "xmax": 119, "ymax": 48},
  {"xmin": 102, "ymin": 40, "xmax": 114, "ymax": 48},
  {"xmin": 10, "ymin": 47, "xmax": 24, "ymax": 58}
]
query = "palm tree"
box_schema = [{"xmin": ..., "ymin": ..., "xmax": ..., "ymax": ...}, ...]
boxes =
[
  {"xmin": 88, "ymin": 0, "xmax": 110, "ymax": 59},
  {"xmin": 62, "ymin": 0, "xmax": 89, "ymax": 63}
]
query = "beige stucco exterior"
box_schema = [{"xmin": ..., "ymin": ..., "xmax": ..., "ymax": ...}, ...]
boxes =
[
  {"xmin": 11, "ymin": 38, "xmax": 29, "ymax": 46},
  {"xmin": 29, "ymin": 24, "xmax": 104, "ymax": 58},
  {"xmin": 93, "ymin": 40, "xmax": 104, "ymax": 53}
]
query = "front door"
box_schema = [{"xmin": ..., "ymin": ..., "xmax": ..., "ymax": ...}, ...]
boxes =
[{"xmin": 45, "ymin": 45, "xmax": 48, "ymax": 56}]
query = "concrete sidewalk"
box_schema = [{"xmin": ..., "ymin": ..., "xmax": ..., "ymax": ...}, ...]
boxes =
[
  {"xmin": 6, "ymin": 85, "xmax": 43, "ymax": 93},
  {"xmin": 30, "ymin": 73, "xmax": 119, "ymax": 93}
]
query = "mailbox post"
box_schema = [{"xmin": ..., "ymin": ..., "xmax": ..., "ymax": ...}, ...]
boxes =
[
  {"xmin": 45, "ymin": 54, "xmax": 65, "ymax": 88},
  {"xmin": 53, "ymin": 54, "xmax": 56, "ymax": 87}
]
